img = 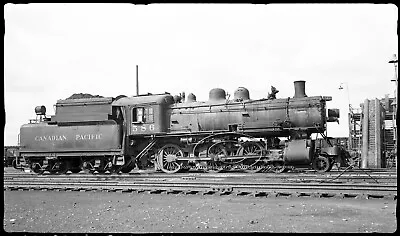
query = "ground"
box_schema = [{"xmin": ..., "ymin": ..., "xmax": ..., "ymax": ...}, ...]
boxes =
[{"xmin": 3, "ymin": 190, "xmax": 397, "ymax": 233}]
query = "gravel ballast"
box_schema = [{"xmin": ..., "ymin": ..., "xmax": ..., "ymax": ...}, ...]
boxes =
[{"xmin": 3, "ymin": 190, "xmax": 397, "ymax": 233}]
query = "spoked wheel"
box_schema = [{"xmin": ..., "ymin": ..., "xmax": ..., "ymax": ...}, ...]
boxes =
[
  {"xmin": 158, "ymin": 144, "xmax": 183, "ymax": 174},
  {"xmin": 207, "ymin": 143, "xmax": 228, "ymax": 173},
  {"xmin": 96, "ymin": 160, "xmax": 110, "ymax": 174},
  {"xmin": 312, "ymin": 155, "xmax": 332, "ymax": 173},
  {"xmin": 238, "ymin": 142, "xmax": 264, "ymax": 173},
  {"xmin": 272, "ymin": 161, "xmax": 286, "ymax": 173},
  {"xmin": 90, "ymin": 166, "xmax": 107, "ymax": 174},
  {"xmin": 31, "ymin": 162, "xmax": 44, "ymax": 175},
  {"xmin": 49, "ymin": 161, "xmax": 69, "ymax": 175}
]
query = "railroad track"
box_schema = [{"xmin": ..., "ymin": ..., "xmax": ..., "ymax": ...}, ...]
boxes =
[
  {"xmin": 4, "ymin": 169, "xmax": 397, "ymax": 183},
  {"xmin": 4, "ymin": 171, "xmax": 397, "ymax": 201}
]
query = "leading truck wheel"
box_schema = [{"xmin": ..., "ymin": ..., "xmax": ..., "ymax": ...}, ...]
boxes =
[{"xmin": 312, "ymin": 155, "xmax": 332, "ymax": 173}]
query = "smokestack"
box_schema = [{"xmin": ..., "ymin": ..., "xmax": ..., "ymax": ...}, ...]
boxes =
[
  {"xmin": 136, "ymin": 65, "xmax": 139, "ymax": 96},
  {"xmin": 293, "ymin": 80, "xmax": 307, "ymax": 98}
]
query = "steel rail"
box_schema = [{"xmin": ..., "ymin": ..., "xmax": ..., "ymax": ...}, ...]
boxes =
[
  {"xmin": 4, "ymin": 174, "xmax": 397, "ymax": 182},
  {"xmin": 4, "ymin": 179, "xmax": 397, "ymax": 191},
  {"xmin": 3, "ymin": 174, "xmax": 397, "ymax": 186},
  {"xmin": 3, "ymin": 171, "xmax": 397, "ymax": 178}
]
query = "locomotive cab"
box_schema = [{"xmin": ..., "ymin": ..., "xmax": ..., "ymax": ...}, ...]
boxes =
[
  {"xmin": 111, "ymin": 93, "xmax": 175, "ymax": 168},
  {"xmin": 111, "ymin": 93, "xmax": 174, "ymax": 136}
]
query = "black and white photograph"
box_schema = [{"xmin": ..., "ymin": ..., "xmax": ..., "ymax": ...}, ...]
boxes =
[{"xmin": 3, "ymin": 3, "xmax": 398, "ymax": 233}]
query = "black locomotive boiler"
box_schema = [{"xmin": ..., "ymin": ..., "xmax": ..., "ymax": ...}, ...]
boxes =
[{"xmin": 18, "ymin": 80, "xmax": 345, "ymax": 174}]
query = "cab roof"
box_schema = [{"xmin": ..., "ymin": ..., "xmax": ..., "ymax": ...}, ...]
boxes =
[{"xmin": 112, "ymin": 93, "xmax": 174, "ymax": 106}]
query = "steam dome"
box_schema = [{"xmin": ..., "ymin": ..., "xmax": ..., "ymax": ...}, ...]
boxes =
[{"xmin": 209, "ymin": 88, "xmax": 226, "ymax": 101}]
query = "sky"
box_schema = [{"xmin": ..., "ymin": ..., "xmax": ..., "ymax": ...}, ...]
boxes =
[{"xmin": 4, "ymin": 3, "xmax": 398, "ymax": 146}]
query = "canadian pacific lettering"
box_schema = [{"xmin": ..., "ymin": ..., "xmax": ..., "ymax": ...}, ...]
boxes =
[
  {"xmin": 34, "ymin": 134, "xmax": 103, "ymax": 141},
  {"xmin": 75, "ymin": 134, "xmax": 103, "ymax": 140},
  {"xmin": 35, "ymin": 135, "xmax": 67, "ymax": 141}
]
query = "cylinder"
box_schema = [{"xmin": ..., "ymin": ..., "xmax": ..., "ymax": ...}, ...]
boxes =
[
  {"xmin": 293, "ymin": 80, "xmax": 307, "ymax": 98},
  {"xmin": 283, "ymin": 139, "xmax": 313, "ymax": 164},
  {"xmin": 361, "ymin": 99, "xmax": 369, "ymax": 168}
]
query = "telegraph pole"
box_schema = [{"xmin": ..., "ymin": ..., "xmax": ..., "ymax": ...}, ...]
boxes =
[
  {"xmin": 388, "ymin": 54, "xmax": 398, "ymax": 172},
  {"xmin": 136, "ymin": 65, "xmax": 139, "ymax": 96},
  {"xmin": 339, "ymin": 82, "xmax": 353, "ymax": 149}
]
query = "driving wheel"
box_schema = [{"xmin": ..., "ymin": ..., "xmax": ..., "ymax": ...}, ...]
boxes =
[{"xmin": 158, "ymin": 144, "xmax": 183, "ymax": 174}]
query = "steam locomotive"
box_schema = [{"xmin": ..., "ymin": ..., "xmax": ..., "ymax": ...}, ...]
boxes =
[{"xmin": 18, "ymin": 80, "xmax": 346, "ymax": 174}]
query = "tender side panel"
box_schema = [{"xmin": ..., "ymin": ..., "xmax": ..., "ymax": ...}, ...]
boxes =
[{"xmin": 19, "ymin": 122, "xmax": 121, "ymax": 155}]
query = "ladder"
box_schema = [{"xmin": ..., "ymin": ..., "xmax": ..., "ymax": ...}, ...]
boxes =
[
  {"xmin": 123, "ymin": 139, "xmax": 158, "ymax": 170},
  {"xmin": 367, "ymin": 103, "xmax": 376, "ymax": 154},
  {"xmin": 135, "ymin": 139, "xmax": 158, "ymax": 160}
]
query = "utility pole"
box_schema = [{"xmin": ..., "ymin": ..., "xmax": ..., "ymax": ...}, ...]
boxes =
[
  {"xmin": 339, "ymin": 82, "xmax": 353, "ymax": 149},
  {"xmin": 388, "ymin": 54, "xmax": 398, "ymax": 172},
  {"xmin": 136, "ymin": 65, "xmax": 139, "ymax": 96}
]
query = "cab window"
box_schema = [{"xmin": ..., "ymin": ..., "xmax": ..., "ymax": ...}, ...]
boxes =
[
  {"xmin": 132, "ymin": 107, "xmax": 154, "ymax": 123},
  {"xmin": 112, "ymin": 107, "xmax": 124, "ymax": 123}
]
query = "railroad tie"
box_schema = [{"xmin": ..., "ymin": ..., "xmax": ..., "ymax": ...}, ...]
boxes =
[
  {"xmin": 253, "ymin": 192, "xmax": 268, "ymax": 197},
  {"xmin": 202, "ymin": 190, "xmax": 216, "ymax": 195},
  {"xmin": 219, "ymin": 191, "xmax": 232, "ymax": 196},
  {"xmin": 319, "ymin": 193, "xmax": 336, "ymax": 198},
  {"xmin": 149, "ymin": 189, "xmax": 166, "ymax": 194},
  {"xmin": 275, "ymin": 192, "xmax": 293, "ymax": 198},
  {"xmin": 184, "ymin": 190, "xmax": 199, "ymax": 195},
  {"xmin": 166, "ymin": 189, "xmax": 183, "ymax": 194},
  {"xmin": 341, "ymin": 193, "xmax": 359, "ymax": 199},
  {"xmin": 296, "ymin": 192, "xmax": 314, "ymax": 198},
  {"xmin": 236, "ymin": 191, "xmax": 251, "ymax": 196}
]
